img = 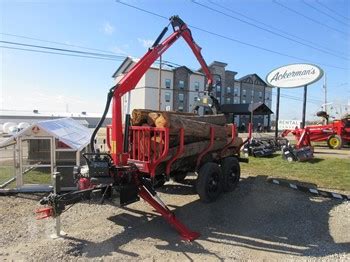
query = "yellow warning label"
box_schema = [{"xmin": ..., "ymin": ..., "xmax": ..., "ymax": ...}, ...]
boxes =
[{"xmin": 203, "ymin": 97, "xmax": 208, "ymax": 104}]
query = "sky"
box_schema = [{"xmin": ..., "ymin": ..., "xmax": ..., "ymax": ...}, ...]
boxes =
[{"xmin": 1, "ymin": 0, "xmax": 349, "ymax": 121}]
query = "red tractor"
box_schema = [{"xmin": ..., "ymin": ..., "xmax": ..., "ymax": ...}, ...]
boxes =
[{"xmin": 282, "ymin": 114, "xmax": 350, "ymax": 149}]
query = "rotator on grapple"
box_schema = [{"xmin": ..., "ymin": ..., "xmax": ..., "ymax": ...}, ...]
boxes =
[{"xmin": 36, "ymin": 15, "xmax": 229, "ymax": 241}]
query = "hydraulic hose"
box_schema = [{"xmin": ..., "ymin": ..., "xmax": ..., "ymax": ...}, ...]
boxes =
[{"xmin": 90, "ymin": 85, "xmax": 116, "ymax": 152}]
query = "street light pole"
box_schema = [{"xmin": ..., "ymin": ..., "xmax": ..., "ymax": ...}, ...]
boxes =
[{"xmin": 158, "ymin": 55, "xmax": 162, "ymax": 111}]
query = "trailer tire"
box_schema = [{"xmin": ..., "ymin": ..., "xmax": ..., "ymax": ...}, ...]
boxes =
[
  {"xmin": 153, "ymin": 175, "xmax": 166, "ymax": 188},
  {"xmin": 196, "ymin": 162, "xmax": 223, "ymax": 203},
  {"xmin": 173, "ymin": 172, "xmax": 187, "ymax": 182},
  {"xmin": 221, "ymin": 157, "xmax": 240, "ymax": 192},
  {"xmin": 327, "ymin": 135, "xmax": 343, "ymax": 149}
]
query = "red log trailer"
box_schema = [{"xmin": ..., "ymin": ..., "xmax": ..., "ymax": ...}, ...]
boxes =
[
  {"xmin": 281, "ymin": 115, "xmax": 350, "ymax": 149},
  {"xmin": 36, "ymin": 16, "xmax": 249, "ymax": 241}
]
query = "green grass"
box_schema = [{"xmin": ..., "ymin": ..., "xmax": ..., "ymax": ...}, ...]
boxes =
[
  {"xmin": 0, "ymin": 166, "xmax": 51, "ymax": 188},
  {"xmin": 241, "ymin": 154, "xmax": 350, "ymax": 192},
  {"xmin": 1, "ymin": 154, "xmax": 349, "ymax": 192}
]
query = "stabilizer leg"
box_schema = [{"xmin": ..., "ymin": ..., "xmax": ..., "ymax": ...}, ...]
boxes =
[{"xmin": 138, "ymin": 185, "xmax": 200, "ymax": 241}]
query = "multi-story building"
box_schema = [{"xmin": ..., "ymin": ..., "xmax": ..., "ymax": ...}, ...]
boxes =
[
  {"xmin": 172, "ymin": 66, "xmax": 205, "ymax": 112},
  {"xmin": 235, "ymin": 74, "xmax": 272, "ymax": 128},
  {"xmin": 112, "ymin": 57, "xmax": 205, "ymax": 116},
  {"xmin": 113, "ymin": 57, "xmax": 272, "ymax": 128},
  {"xmin": 206, "ymin": 61, "xmax": 272, "ymax": 128}
]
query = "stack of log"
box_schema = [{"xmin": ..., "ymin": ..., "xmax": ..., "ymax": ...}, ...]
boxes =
[{"xmin": 131, "ymin": 109, "xmax": 238, "ymax": 149}]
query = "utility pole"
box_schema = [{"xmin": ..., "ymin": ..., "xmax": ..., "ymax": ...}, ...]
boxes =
[
  {"xmin": 275, "ymin": 87, "xmax": 280, "ymax": 139},
  {"xmin": 324, "ymin": 72, "xmax": 327, "ymax": 114},
  {"xmin": 301, "ymin": 85, "xmax": 308, "ymax": 129},
  {"xmin": 250, "ymin": 77, "xmax": 255, "ymax": 126},
  {"xmin": 158, "ymin": 55, "xmax": 162, "ymax": 111}
]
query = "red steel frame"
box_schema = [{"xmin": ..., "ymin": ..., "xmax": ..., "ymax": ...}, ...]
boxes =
[
  {"xmin": 165, "ymin": 128, "xmax": 185, "ymax": 178},
  {"xmin": 110, "ymin": 19, "xmax": 213, "ymax": 165},
  {"xmin": 219, "ymin": 124, "xmax": 238, "ymax": 157},
  {"xmin": 196, "ymin": 127, "xmax": 215, "ymax": 170},
  {"xmin": 128, "ymin": 126, "xmax": 170, "ymax": 177},
  {"xmin": 281, "ymin": 117, "xmax": 350, "ymax": 146}
]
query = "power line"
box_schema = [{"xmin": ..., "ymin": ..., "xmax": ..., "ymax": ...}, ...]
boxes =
[
  {"xmin": 302, "ymin": 0, "xmax": 349, "ymax": 26},
  {"xmin": 0, "ymin": 39, "xmax": 182, "ymax": 68},
  {"xmin": 0, "ymin": 45, "xmax": 126, "ymax": 61},
  {"xmin": 0, "ymin": 40, "xmax": 126, "ymax": 59},
  {"xmin": 207, "ymin": 0, "xmax": 348, "ymax": 58},
  {"xmin": 316, "ymin": 0, "xmax": 350, "ymax": 22},
  {"xmin": 0, "ymin": 33, "xmax": 183, "ymax": 68},
  {"xmin": 0, "ymin": 32, "xmax": 121, "ymax": 56},
  {"xmin": 115, "ymin": 0, "xmax": 347, "ymax": 70},
  {"xmin": 193, "ymin": 0, "xmax": 348, "ymax": 60},
  {"xmin": 273, "ymin": 0, "xmax": 349, "ymax": 36},
  {"xmin": 271, "ymin": 92, "xmax": 322, "ymax": 105}
]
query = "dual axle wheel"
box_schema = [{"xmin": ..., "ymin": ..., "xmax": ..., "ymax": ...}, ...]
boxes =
[{"xmin": 196, "ymin": 157, "xmax": 240, "ymax": 203}]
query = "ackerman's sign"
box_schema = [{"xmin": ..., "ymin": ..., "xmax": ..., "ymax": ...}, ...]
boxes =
[{"xmin": 266, "ymin": 63, "xmax": 323, "ymax": 88}]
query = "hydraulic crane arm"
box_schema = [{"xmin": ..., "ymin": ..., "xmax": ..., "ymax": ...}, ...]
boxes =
[{"xmin": 108, "ymin": 16, "xmax": 214, "ymax": 164}]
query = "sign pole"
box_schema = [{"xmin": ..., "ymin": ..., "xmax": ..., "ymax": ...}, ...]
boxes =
[
  {"xmin": 275, "ymin": 87, "xmax": 280, "ymax": 139},
  {"xmin": 301, "ymin": 85, "xmax": 307, "ymax": 128}
]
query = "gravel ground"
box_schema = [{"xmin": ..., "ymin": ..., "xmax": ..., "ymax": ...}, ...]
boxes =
[{"xmin": 0, "ymin": 174, "xmax": 349, "ymax": 261}]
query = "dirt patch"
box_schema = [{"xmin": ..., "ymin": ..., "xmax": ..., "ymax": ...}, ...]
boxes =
[{"xmin": 0, "ymin": 175, "xmax": 349, "ymax": 261}]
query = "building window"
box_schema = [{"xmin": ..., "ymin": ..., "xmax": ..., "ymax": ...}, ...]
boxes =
[
  {"xmin": 217, "ymin": 97, "xmax": 221, "ymax": 103},
  {"xmin": 242, "ymin": 89, "xmax": 246, "ymax": 97},
  {"xmin": 178, "ymin": 93, "xmax": 184, "ymax": 102},
  {"xmin": 227, "ymin": 87, "xmax": 231, "ymax": 94},
  {"xmin": 216, "ymin": 85, "xmax": 221, "ymax": 92},
  {"xmin": 234, "ymin": 97, "xmax": 239, "ymax": 104},
  {"xmin": 226, "ymin": 97, "xmax": 231, "ymax": 104},
  {"xmin": 178, "ymin": 80, "xmax": 184, "ymax": 89},
  {"xmin": 178, "ymin": 105, "xmax": 183, "ymax": 112},
  {"xmin": 194, "ymin": 81, "xmax": 199, "ymax": 91},
  {"xmin": 165, "ymin": 92, "xmax": 171, "ymax": 102},
  {"xmin": 259, "ymin": 91, "xmax": 263, "ymax": 99},
  {"xmin": 194, "ymin": 96, "xmax": 198, "ymax": 102},
  {"xmin": 165, "ymin": 79, "xmax": 171, "ymax": 88},
  {"xmin": 242, "ymin": 99, "xmax": 246, "ymax": 103},
  {"xmin": 251, "ymin": 90, "xmax": 254, "ymax": 98}
]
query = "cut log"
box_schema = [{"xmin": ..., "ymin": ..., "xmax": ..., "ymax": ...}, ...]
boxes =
[
  {"xmin": 182, "ymin": 114, "xmax": 227, "ymax": 126},
  {"xmin": 132, "ymin": 109, "xmax": 194, "ymax": 126},
  {"xmin": 152, "ymin": 112, "xmax": 227, "ymax": 140}
]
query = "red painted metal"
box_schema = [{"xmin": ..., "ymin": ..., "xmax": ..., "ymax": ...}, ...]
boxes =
[
  {"xmin": 220, "ymin": 124, "xmax": 238, "ymax": 157},
  {"xmin": 106, "ymin": 125, "xmax": 112, "ymax": 151},
  {"xmin": 36, "ymin": 207, "xmax": 54, "ymax": 219},
  {"xmin": 128, "ymin": 126, "xmax": 169, "ymax": 178},
  {"xmin": 138, "ymin": 185, "xmax": 200, "ymax": 241},
  {"xmin": 196, "ymin": 127, "xmax": 215, "ymax": 170},
  {"xmin": 296, "ymin": 127, "xmax": 312, "ymax": 149},
  {"xmin": 165, "ymin": 128, "xmax": 185, "ymax": 178},
  {"xmin": 78, "ymin": 178, "xmax": 92, "ymax": 190},
  {"xmin": 282, "ymin": 117, "xmax": 350, "ymax": 146},
  {"xmin": 110, "ymin": 18, "xmax": 213, "ymax": 164}
]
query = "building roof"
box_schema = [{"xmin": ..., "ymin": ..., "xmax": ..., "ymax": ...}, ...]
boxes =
[
  {"xmin": 112, "ymin": 56, "xmax": 175, "ymax": 78},
  {"xmin": 237, "ymin": 74, "xmax": 267, "ymax": 86},
  {"xmin": 209, "ymin": 61, "xmax": 228, "ymax": 68},
  {"xmin": 173, "ymin": 65, "xmax": 205, "ymax": 76},
  {"xmin": 0, "ymin": 110, "xmax": 108, "ymax": 118},
  {"xmin": 220, "ymin": 102, "xmax": 273, "ymax": 115},
  {"xmin": 0, "ymin": 118, "xmax": 92, "ymax": 151}
]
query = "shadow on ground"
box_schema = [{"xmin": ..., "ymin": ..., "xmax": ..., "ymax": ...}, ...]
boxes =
[{"xmin": 65, "ymin": 175, "xmax": 349, "ymax": 259}]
